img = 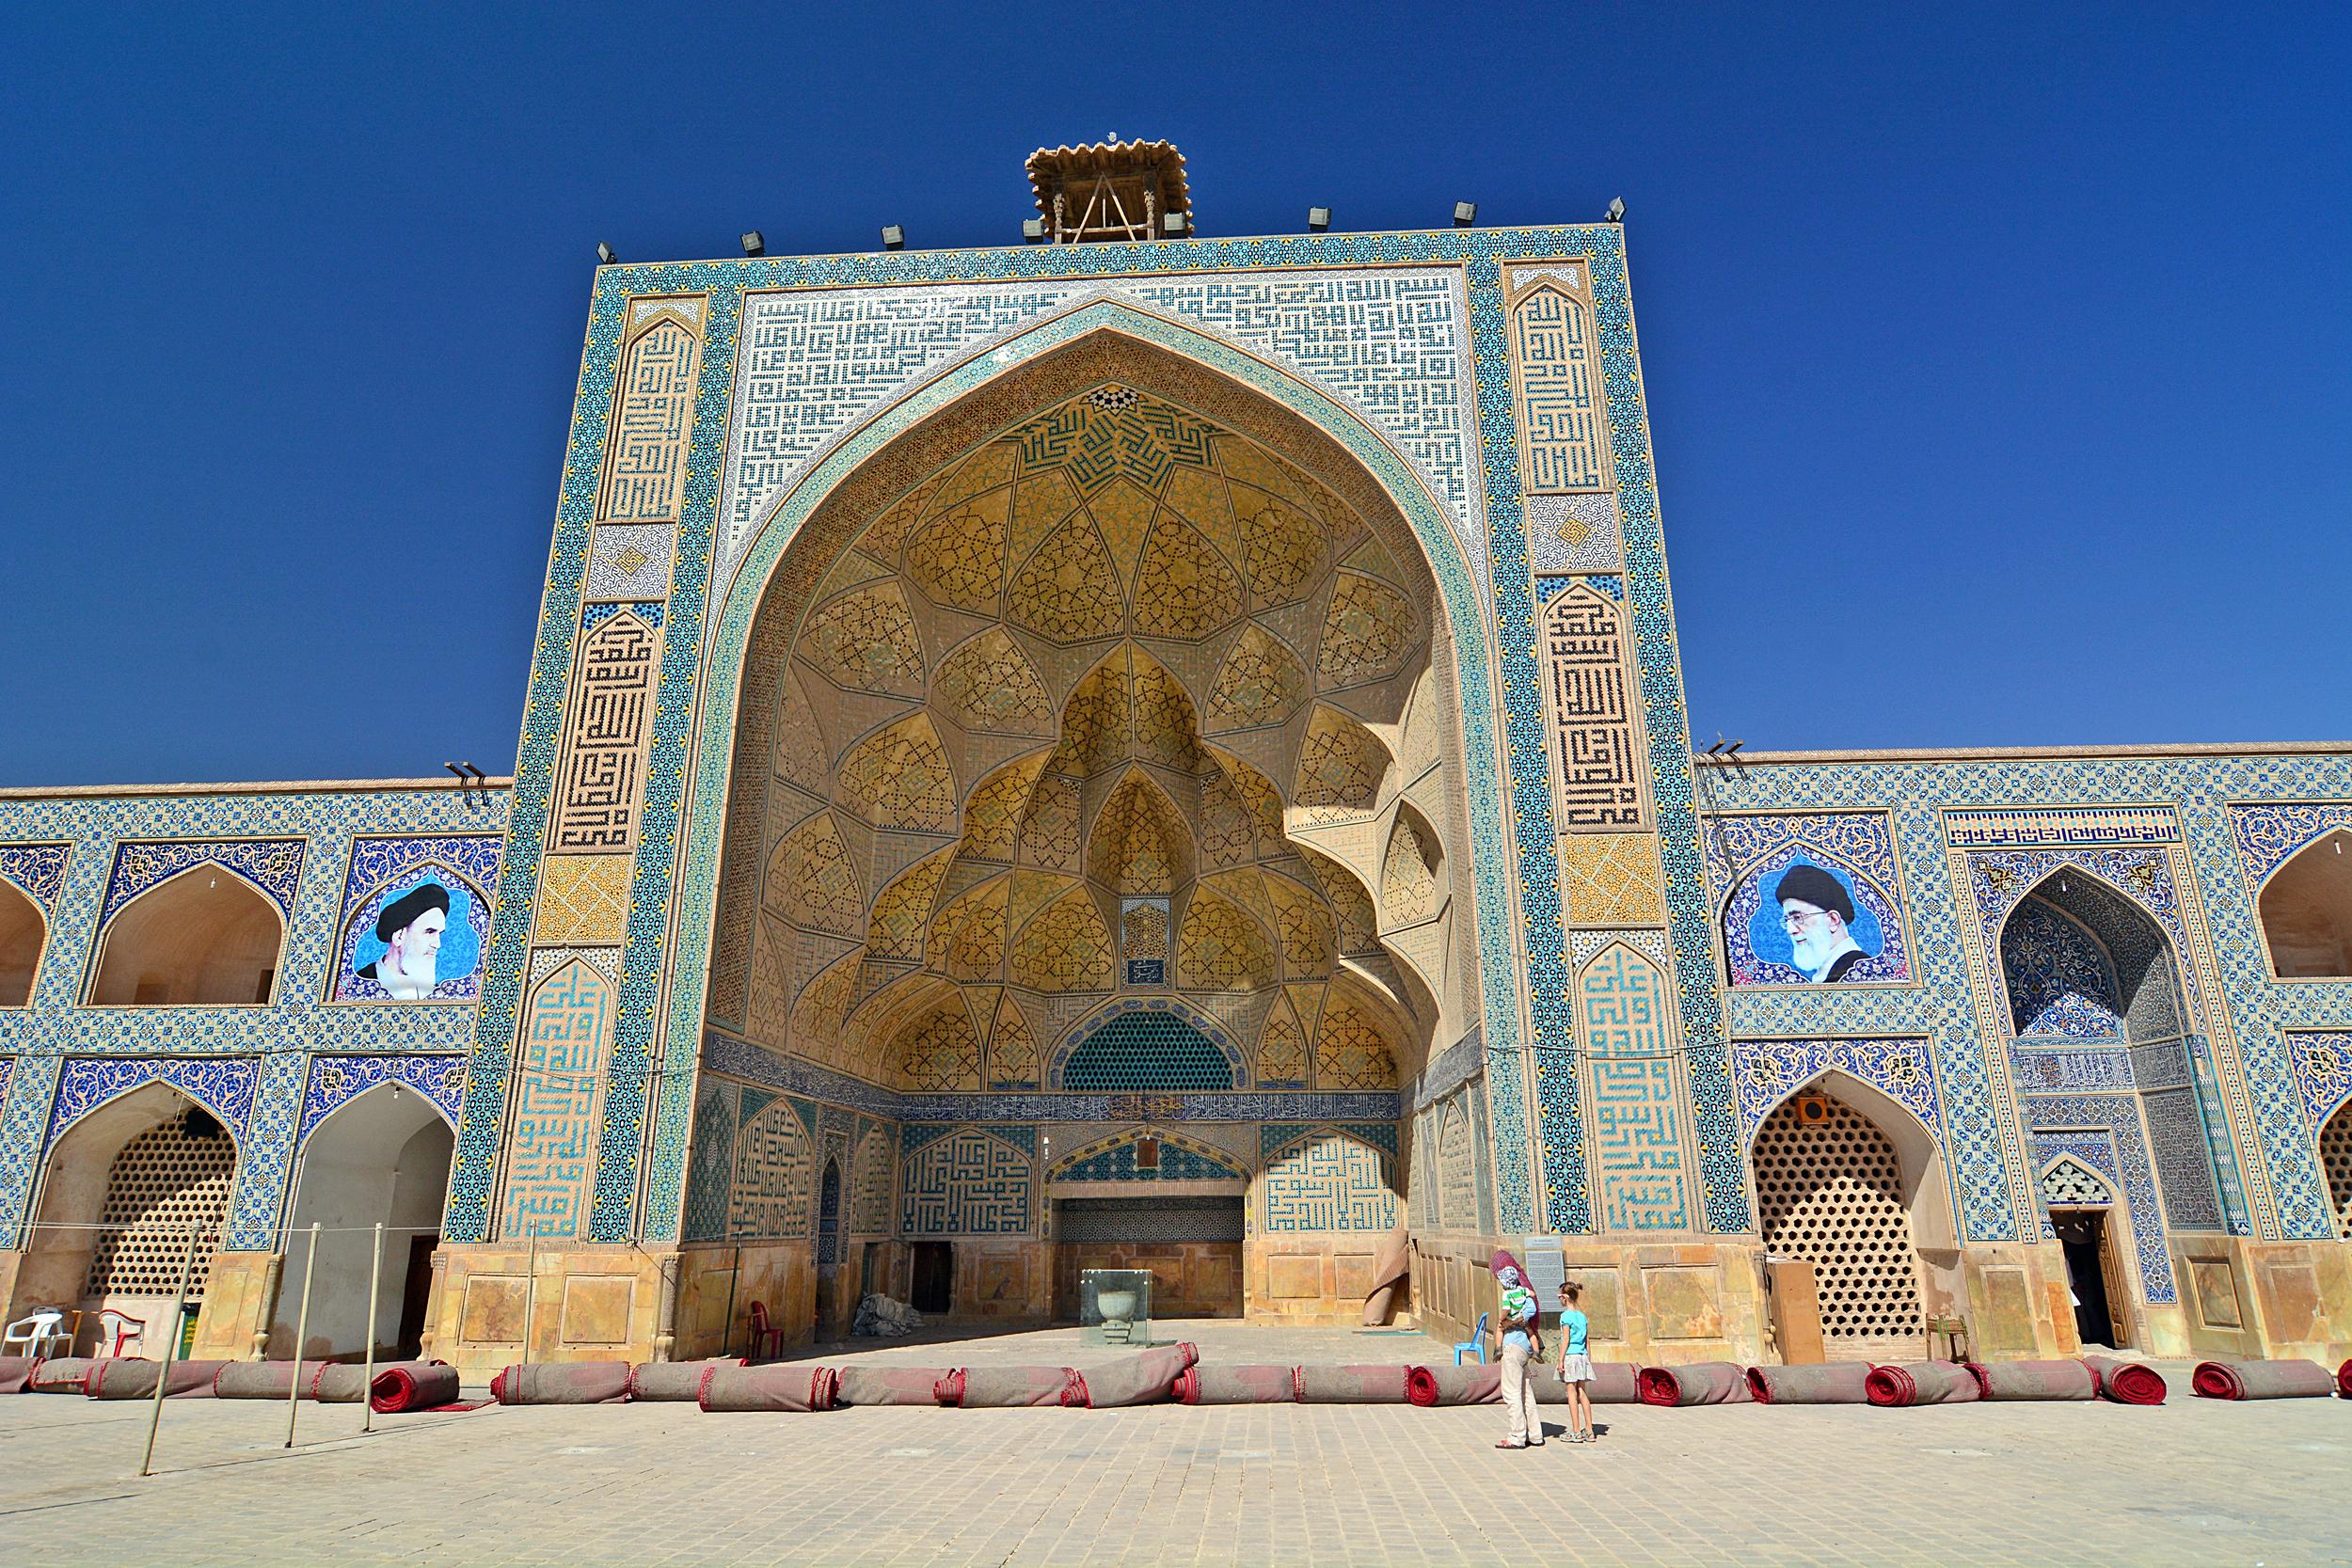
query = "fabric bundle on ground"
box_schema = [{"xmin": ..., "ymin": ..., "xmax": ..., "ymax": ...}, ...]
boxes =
[
  {"xmin": 86, "ymin": 1358, "xmax": 227, "ymax": 1400},
  {"xmin": 834, "ymin": 1365, "xmax": 951, "ymax": 1407},
  {"xmin": 1295, "ymin": 1364, "xmax": 1412, "ymax": 1403},
  {"xmin": 1865, "ymin": 1361, "xmax": 1981, "ymax": 1407},
  {"xmin": 28, "ymin": 1357, "xmax": 96, "ymax": 1394},
  {"xmin": 370, "ymin": 1361, "xmax": 462, "ymax": 1413},
  {"xmin": 1745, "ymin": 1363, "xmax": 1874, "ymax": 1404},
  {"xmin": 1174, "ymin": 1365, "xmax": 1295, "ymax": 1404},
  {"xmin": 1534, "ymin": 1359, "xmax": 1639, "ymax": 1404},
  {"xmin": 0, "ymin": 1356, "xmax": 43, "ymax": 1394},
  {"xmin": 699, "ymin": 1363, "xmax": 840, "ymax": 1413},
  {"xmin": 1067, "ymin": 1344, "xmax": 1198, "ymax": 1408},
  {"xmin": 1407, "ymin": 1365, "xmax": 1502, "ymax": 1406},
  {"xmin": 1636, "ymin": 1362, "xmax": 1753, "ymax": 1407},
  {"xmin": 212, "ymin": 1361, "xmax": 305, "ymax": 1400},
  {"xmin": 2079, "ymin": 1354, "xmax": 2168, "ymax": 1405},
  {"xmin": 2191, "ymin": 1358, "xmax": 2337, "ymax": 1401},
  {"xmin": 937, "ymin": 1366, "xmax": 1076, "ymax": 1408},
  {"xmin": 627, "ymin": 1358, "xmax": 747, "ymax": 1402},
  {"xmin": 490, "ymin": 1361, "xmax": 633, "ymax": 1405},
  {"xmin": 1965, "ymin": 1360, "xmax": 2096, "ymax": 1402}
]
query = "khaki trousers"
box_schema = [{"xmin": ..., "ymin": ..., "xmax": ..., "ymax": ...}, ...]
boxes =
[{"xmin": 1500, "ymin": 1339, "xmax": 1540, "ymax": 1443}]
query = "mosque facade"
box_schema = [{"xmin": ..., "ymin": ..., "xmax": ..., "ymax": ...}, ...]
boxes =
[{"xmin": 3, "ymin": 145, "xmax": 2348, "ymax": 1375}]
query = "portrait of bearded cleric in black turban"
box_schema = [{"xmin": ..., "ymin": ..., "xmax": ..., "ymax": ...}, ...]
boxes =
[{"xmin": 1728, "ymin": 856, "xmax": 1903, "ymax": 987}]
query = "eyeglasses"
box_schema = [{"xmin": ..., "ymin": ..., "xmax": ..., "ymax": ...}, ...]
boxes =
[{"xmin": 1781, "ymin": 907, "xmax": 1832, "ymax": 933}]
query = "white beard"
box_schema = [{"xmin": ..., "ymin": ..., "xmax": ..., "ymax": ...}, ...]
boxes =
[
  {"xmin": 377, "ymin": 950, "xmax": 437, "ymax": 999},
  {"xmin": 1790, "ymin": 929, "xmax": 1860, "ymax": 983}
]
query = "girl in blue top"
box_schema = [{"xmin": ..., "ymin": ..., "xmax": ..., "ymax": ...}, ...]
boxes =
[{"xmin": 1556, "ymin": 1280, "xmax": 1595, "ymax": 1443}]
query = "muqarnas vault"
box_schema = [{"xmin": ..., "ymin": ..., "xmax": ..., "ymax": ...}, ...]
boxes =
[{"xmin": 3, "ymin": 141, "xmax": 2349, "ymax": 1375}]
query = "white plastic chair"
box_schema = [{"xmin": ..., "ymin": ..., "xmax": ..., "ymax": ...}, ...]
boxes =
[
  {"xmin": 2, "ymin": 1310, "xmax": 72, "ymax": 1358},
  {"xmin": 96, "ymin": 1309, "xmax": 145, "ymax": 1360}
]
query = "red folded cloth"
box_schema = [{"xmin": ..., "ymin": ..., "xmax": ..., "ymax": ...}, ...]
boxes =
[
  {"xmin": 699, "ymin": 1363, "xmax": 839, "ymax": 1412},
  {"xmin": 1635, "ymin": 1362, "xmax": 1752, "ymax": 1407},
  {"xmin": 2191, "ymin": 1358, "xmax": 2336, "ymax": 1400},
  {"xmin": 1175, "ymin": 1365, "xmax": 1294, "ymax": 1404},
  {"xmin": 369, "ymin": 1361, "xmax": 461, "ymax": 1413},
  {"xmin": 492, "ymin": 1361, "xmax": 633, "ymax": 1404},
  {"xmin": 2079, "ymin": 1354, "xmax": 2167, "ymax": 1405},
  {"xmin": 1965, "ymin": 1360, "xmax": 2096, "ymax": 1401},
  {"xmin": 627, "ymin": 1358, "xmax": 748, "ymax": 1402},
  {"xmin": 1745, "ymin": 1363, "xmax": 1874, "ymax": 1404},
  {"xmin": 1406, "ymin": 1365, "xmax": 1502, "ymax": 1406},
  {"xmin": 1864, "ymin": 1361, "xmax": 1980, "ymax": 1407}
]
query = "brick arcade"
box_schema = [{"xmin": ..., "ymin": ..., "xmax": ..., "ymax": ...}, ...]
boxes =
[{"xmin": 2, "ymin": 141, "xmax": 2349, "ymax": 1377}]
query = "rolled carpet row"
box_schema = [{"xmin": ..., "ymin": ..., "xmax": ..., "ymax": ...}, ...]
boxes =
[
  {"xmin": 2190, "ymin": 1359, "xmax": 2338, "ymax": 1401},
  {"xmin": 0, "ymin": 1355, "xmax": 465, "ymax": 1412},
  {"xmin": 2080, "ymin": 1354, "xmax": 2168, "ymax": 1405},
  {"xmin": 1864, "ymin": 1361, "xmax": 1981, "ymax": 1407}
]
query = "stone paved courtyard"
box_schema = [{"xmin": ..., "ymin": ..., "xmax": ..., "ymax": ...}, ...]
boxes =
[{"xmin": 2, "ymin": 1324, "xmax": 2346, "ymax": 1566}]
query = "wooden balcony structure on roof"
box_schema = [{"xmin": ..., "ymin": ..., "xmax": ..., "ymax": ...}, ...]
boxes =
[{"xmin": 1025, "ymin": 138, "xmax": 1191, "ymax": 245}]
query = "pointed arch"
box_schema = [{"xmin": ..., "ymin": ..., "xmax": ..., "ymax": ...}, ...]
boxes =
[
  {"xmin": 0, "ymin": 878, "xmax": 44, "ymax": 1006},
  {"xmin": 88, "ymin": 863, "xmax": 286, "ymax": 1006},
  {"xmin": 2318, "ymin": 1097, "xmax": 2352, "ymax": 1239},
  {"xmin": 2037, "ymin": 1153, "xmax": 2120, "ymax": 1209},
  {"xmin": 2257, "ymin": 828, "xmax": 2352, "ymax": 977}
]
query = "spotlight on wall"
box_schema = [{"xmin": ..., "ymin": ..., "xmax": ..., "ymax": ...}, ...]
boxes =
[
  {"xmin": 1162, "ymin": 212, "xmax": 1190, "ymax": 237},
  {"xmin": 596, "ymin": 241, "xmax": 619, "ymax": 265},
  {"xmin": 1307, "ymin": 206, "xmax": 1331, "ymax": 233},
  {"xmin": 445, "ymin": 760, "xmax": 487, "ymax": 787},
  {"xmin": 1453, "ymin": 201, "xmax": 1477, "ymax": 228},
  {"xmin": 1023, "ymin": 217, "xmax": 1047, "ymax": 244},
  {"xmin": 881, "ymin": 225, "xmax": 906, "ymax": 251},
  {"xmin": 740, "ymin": 230, "xmax": 766, "ymax": 256},
  {"xmin": 1604, "ymin": 197, "xmax": 1626, "ymax": 224},
  {"xmin": 445, "ymin": 761, "xmax": 469, "ymax": 782}
]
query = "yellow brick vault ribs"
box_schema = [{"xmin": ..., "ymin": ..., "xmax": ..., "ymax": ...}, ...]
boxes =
[
  {"xmin": 1559, "ymin": 832, "xmax": 1667, "ymax": 926},
  {"xmin": 532, "ymin": 854, "xmax": 632, "ymax": 945}
]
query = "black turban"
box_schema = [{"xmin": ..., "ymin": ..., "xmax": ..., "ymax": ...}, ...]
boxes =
[
  {"xmin": 1774, "ymin": 863, "xmax": 1853, "ymax": 924},
  {"xmin": 374, "ymin": 881, "xmax": 452, "ymax": 941}
]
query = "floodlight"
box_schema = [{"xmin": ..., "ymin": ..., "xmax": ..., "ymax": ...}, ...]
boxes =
[
  {"xmin": 741, "ymin": 230, "xmax": 765, "ymax": 256},
  {"xmin": 1307, "ymin": 206, "xmax": 1330, "ymax": 232},
  {"xmin": 881, "ymin": 225, "xmax": 905, "ymax": 250},
  {"xmin": 1453, "ymin": 201, "xmax": 1477, "ymax": 228},
  {"xmin": 596, "ymin": 241, "xmax": 618, "ymax": 265}
]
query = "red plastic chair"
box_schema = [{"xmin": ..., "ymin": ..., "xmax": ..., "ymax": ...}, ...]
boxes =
[
  {"xmin": 97, "ymin": 1309, "xmax": 146, "ymax": 1360},
  {"xmin": 747, "ymin": 1300, "xmax": 785, "ymax": 1360}
]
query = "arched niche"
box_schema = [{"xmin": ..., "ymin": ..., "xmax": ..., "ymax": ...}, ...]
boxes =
[
  {"xmin": 24, "ymin": 1083, "xmax": 239, "ymax": 1351},
  {"xmin": 1995, "ymin": 868, "xmax": 2183, "ymax": 1044},
  {"xmin": 282, "ymin": 1084, "xmax": 454, "ymax": 1359},
  {"xmin": 89, "ymin": 866, "xmax": 285, "ymax": 1006},
  {"xmin": 2317, "ymin": 1096, "xmax": 2352, "ymax": 1239},
  {"xmin": 0, "ymin": 879, "xmax": 43, "ymax": 1006},
  {"xmin": 2258, "ymin": 829, "xmax": 2352, "ymax": 978},
  {"xmin": 1749, "ymin": 1069, "xmax": 1960, "ymax": 1356}
]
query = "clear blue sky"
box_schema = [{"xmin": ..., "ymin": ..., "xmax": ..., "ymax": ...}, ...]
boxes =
[{"xmin": 4, "ymin": 3, "xmax": 2346, "ymax": 785}]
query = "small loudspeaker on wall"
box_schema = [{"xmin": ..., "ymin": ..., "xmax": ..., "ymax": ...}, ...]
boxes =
[{"xmin": 1794, "ymin": 1094, "xmax": 1834, "ymax": 1127}]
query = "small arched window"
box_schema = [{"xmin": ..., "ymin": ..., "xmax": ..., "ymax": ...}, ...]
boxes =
[
  {"xmin": 2259, "ymin": 831, "xmax": 2352, "ymax": 978},
  {"xmin": 89, "ymin": 867, "xmax": 285, "ymax": 1006}
]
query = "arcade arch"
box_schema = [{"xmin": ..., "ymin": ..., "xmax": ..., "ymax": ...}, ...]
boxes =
[
  {"xmin": 89, "ymin": 867, "xmax": 283, "ymax": 1006},
  {"xmin": 283, "ymin": 1085, "xmax": 454, "ymax": 1359},
  {"xmin": 21, "ymin": 1084, "xmax": 237, "ymax": 1354},
  {"xmin": 2319, "ymin": 1098, "xmax": 2352, "ymax": 1239},
  {"xmin": 2258, "ymin": 830, "xmax": 2352, "ymax": 977},
  {"xmin": 0, "ymin": 879, "xmax": 41, "ymax": 1006}
]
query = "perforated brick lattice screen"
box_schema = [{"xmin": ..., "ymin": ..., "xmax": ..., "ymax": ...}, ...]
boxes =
[
  {"xmin": 1753, "ymin": 1097, "xmax": 1924, "ymax": 1343},
  {"xmin": 1059, "ymin": 1012, "xmax": 1234, "ymax": 1090},
  {"xmin": 2321, "ymin": 1101, "xmax": 2352, "ymax": 1235},
  {"xmin": 85, "ymin": 1113, "xmax": 235, "ymax": 1300},
  {"xmin": 1056, "ymin": 1196, "xmax": 1245, "ymax": 1243}
]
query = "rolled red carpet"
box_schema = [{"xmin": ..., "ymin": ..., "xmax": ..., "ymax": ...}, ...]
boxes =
[
  {"xmin": 1295, "ymin": 1364, "xmax": 1412, "ymax": 1402},
  {"xmin": 1406, "ymin": 1365, "xmax": 1502, "ymax": 1406},
  {"xmin": 2192, "ymin": 1359, "xmax": 2336, "ymax": 1400},
  {"xmin": 370, "ymin": 1361, "xmax": 461, "ymax": 1413},
  {"xmin": 86, "ymin": 1358, "xmax": 228, "ymax": 1400},
  {"xmin": 1965, "ymin": 1360, "xmax": 2096, "ymax": 1401},
  {"xmin": 942, "ymin": 1366, "xmax": 1075, "ymax": 1408},
  {"xmin": 627, "ymin": 1359, "xmax": 747, "ymax": 1402},
  {"xmin": 1864, "ymin": 1361, "xmax": 1979, "ymax": 1407},
  {"xmin": 834, "ymin": 1366, "xmax": 950, "ymax": 1406},
  {"xmin": 28, "ymin": 1358, "xmax": 96, "ymax": 1394},
  {"xmin": 2079, "ymin": 1354, "xmax": 2168, "ymax": 1405},
  {"xmin": 0, "ymin": 1356, "xmax": 43, "ymax": 1394},
  {"xmin": 493, "ymin": 1361, "xmax": 632, "ymax": 1404},
  {"xmin": 213, "ymin": 1361, "xmax": 306, "ymax": 1400},
  {"xmin": 1636, "ymin": 1362, "xmax": 1752, "ymax": 1407},
  {"xmin": 1074, "ymin": 1344, "xmax": 1199, "ymax": 1408},
  {"xmin": 2338, "ymin": 1358, "xmax": 2351, "ymax": 1399},
  {"xmin": 1176, "ymin": 1365, "xmax": 1294, "ymax": 1404},
  {"xmin": 1745, "ymin": 1363, "xmax": 1873, "ymax": 1404},
  {"xmin": 699, "ymin": 1363, "xmax": 839, "ymax": 1412}
]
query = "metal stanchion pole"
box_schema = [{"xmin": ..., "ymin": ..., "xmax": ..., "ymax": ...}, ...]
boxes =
[
  {"xmin": 361, "ymin": 1222, "xmax": 384, "ymax": 1433},
  {"xmin": 137, "ymin": 1226, "xmax": 201, "ymax": 1478},
  {"xmin": 284, "ymin": 1222, "xmax": 320, "ymax": 1449},
  {"xmin": 520, "ymin": 1234, "xmax": 536, "ymax": 1368}
]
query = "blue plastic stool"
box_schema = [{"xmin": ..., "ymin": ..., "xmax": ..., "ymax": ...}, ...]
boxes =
[{"xmin": 1453, "ymin": 1310, "xmax": 1490, "ymax": 1366}]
